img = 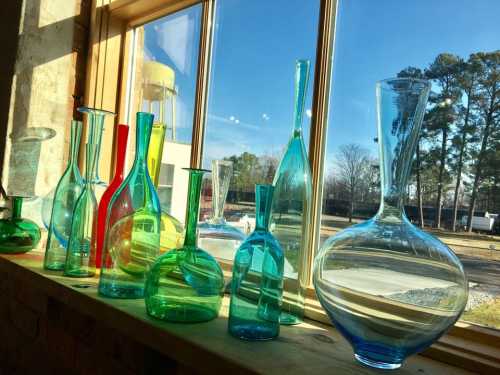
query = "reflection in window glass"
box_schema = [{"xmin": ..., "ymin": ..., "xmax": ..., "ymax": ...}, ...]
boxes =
[
  {"xmin": 322, "ymin": 0, "xmax": 500, "ymax": 330},
  {"xmin": 200, "ymin": 0, "xmax": 320, "ymax": 262},
  {"xmin": 128, "ymin": 5, "xmax": 201, "ymax": 221}
]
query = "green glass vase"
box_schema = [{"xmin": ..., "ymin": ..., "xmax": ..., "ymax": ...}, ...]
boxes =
[
  {"xmin": 145, "ymin": 168, "xmax": 225, "ymax": 323},
  {"xmin": 0, "ymin": 196, "xmax": 41, "ymax": 253},
  {"xmin": 270, "ymin": 60, "xmax": 312, "ymax": 325},
  {"xmin": 99, "ymin": 112, "xmax": 161, "ymax": 298},
  {"xmin": 44, "ymin": 120, "xmax": 84, "ymax": 270},
  {"xmin": 64, "ymin": 143, "xmax": 99, "ymax": 277}
]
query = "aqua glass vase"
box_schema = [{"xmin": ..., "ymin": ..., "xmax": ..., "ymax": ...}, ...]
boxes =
[
  {"xmin": 145, "ymin": 168, "xmax": 225, "ymax": 323},
  {"xmin": 43, "ymin": 120, "xmax": 84, "ymax": 270},
  {"xmin": 228, "ymin": 185, "xmax": 284, "ymax": 340},
  {"xmin": 64, "ymin": 143, "xmax": 99, "ymax": 277},
  {"xmin": 99, "ymin": 112, "xmax": 161, "ymax": 299},
  {"xmin": 198, "ymin": 160, "xmax": 246, "ymax": 259},
  {"xmin": 94, "ymin": 123, "xmax": 129, "ymax": 268},
  {"xmin": 0, "ymin": 196, "xmax": 41, "ymax": 253},
  {"xmin": 270, "ymin": 60, "xmax": 312, "ymax": 325},
  {"xmin": 313, "ymin": 78, "xmax": 468, "ymax": 370}
]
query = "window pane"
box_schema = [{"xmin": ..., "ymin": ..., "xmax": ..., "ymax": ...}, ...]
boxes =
[
  {"xmin": 128, "ymin": 5, "xmax": 201, "ymax": 220},
  {"xmin": 200, "ymin": 0, "xmax": 320, "ymax": 262},
  {"xmin": 321, "ymin": 0, "xmax": 500, "ymax": 330}
]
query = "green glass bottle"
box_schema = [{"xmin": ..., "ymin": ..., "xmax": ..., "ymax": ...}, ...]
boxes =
[
  {"xmin": 44, "ymin": 120, "xmax": 83, "ymax": 270},
  {"xmin": 0, "ymin": 196, "xmax": 41, "ymax": 253},
  {"xmin": 64, "ymin": 143, "xmax": 99, "ymax": 277},
  {"xmin": 98, "ymin": 112, "xmax": 161, "ymax": 298},
  {"xmin": 145, "ymin": 168, "xmax": 225, "ymax": 323},
  {"xmin": 270, "ymin": 60, "xmax": 312, "ymax": 325}
]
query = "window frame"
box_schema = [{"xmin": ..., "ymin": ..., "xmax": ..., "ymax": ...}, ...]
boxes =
[{"xmin": 84, "ymin": 0, "xmax": 500, "ymax": 372}]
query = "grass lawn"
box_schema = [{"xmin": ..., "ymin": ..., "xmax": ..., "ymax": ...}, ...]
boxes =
[{"xmin": 462, "ymin": 299, "xmax": 500, "ymax": 329}]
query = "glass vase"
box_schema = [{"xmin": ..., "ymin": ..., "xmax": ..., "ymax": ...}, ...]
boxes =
[
  {"xmin": 64, "ymin": 143, "xmax": 99, "ymax": 277},
  {"xmin": 198, "ymin": 160, "xmax": 246, "ymax": 259},
  {"xmin": 313, "ymin": 78, "xmax": 468, "ymax": 370},
  {"xmin": 98, "ymin": 112, "xmax": 161, "ymax": 298},
  {"xmin": 0, "ymin": 196, "xmax": 41, "ymax": 253},
  {"xmin": 43, "ymin": 120, "xmax": 84, "ymax": 270},
  {"xmin": 228, "ymin": 184, "xmax": 284, "ymax": 340},
  {"xmin": 145, "ymin": 168, "xmax": 225, "ymax": 323},
  {"xmin": 94, "ymin": 123, "xmax": 129, "ymax": 268},
  {"xmin": 147, "ymin": 123, "xmax": 166, "ymax": 187},
  {"xmin": 269, "ymin": 60, "xmax": 312, "ymax": 325}
]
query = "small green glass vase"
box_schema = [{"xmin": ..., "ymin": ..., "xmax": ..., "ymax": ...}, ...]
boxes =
[
  {"xmin": 0, "ymin": 196, "xmax": 41, "ymax": 253},
  {"xmin": 270, "ymin": 60, "xmax": 312, "ymax": 325},
  {"xmin": 64, "ymin": 143, "xmax": 99, "ymax": 277},
  {"xmin": 145, "ymin": 168, "xmax": 225, "ymax": 323},
  {"xmin": 99, "ymin": 112, "xmax": 161, "ymax": 299},
  {"xmin": 44, "ymin": 120, "xmax": 84, "ymax": 270}
]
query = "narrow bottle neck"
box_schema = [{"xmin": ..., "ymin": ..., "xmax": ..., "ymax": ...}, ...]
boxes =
[
  {"xmin": 211, "ymin": 161, "xmax": 232, "ymax": 222},
  {"xmin": 184, "ymin": 170, "xmax": 205, "ymax": 247},
  {"xmin": 255, "ymin": 185, "xmax": 274, "ymax": 231},
  {"xmin": 11, "ymin": 197, "xmax": 22, "ymax": 219},
  {"xmin": 292, "ymin": 60, "xmax": 310, "ymax": 135},
  {"xmin": 114, "ymin": 125, "xmax": 129, "ymax": 180},
  {"xmin": 134, "ymin": 113, "xmax": 153, "ymax": 167},
  {"xmin": 69, "ymin": 120, "xmax": 82, "ymax": 166}
]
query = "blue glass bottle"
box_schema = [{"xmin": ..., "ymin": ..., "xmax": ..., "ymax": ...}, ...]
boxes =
[{"xmin": 228, "ymin": 184, "xmax": 284, "ymax": 340}]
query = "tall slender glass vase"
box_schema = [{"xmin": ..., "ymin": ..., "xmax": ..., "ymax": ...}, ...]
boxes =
[
  {"xmin": 270, "ymin": 60, "xmax": 312, "ymax": 325},
  {"xmin": 228, "ymin": 185, "xmax": 284, "ymax": 341},
  {"xmin": 147, "ymin": 123, "xmax": 166, "ymax": 187},
  {"xmin": 44, "ymin": 120, "xmax": 84, "ymax": 270},
  {"xmin": 64, "ymin": 143, "xmax": 99, "ymax": 277},
  {"xmin": 93, "ymin": 124, "xmax": 129, "ymax": 268},
  {"xmin": 313, "ymin": 78, "xmax": 468, "ymax": 370},
  {"xmin": 198, "ymin": 160, "xmax": 246, "ymax": 259},
  {"xmin": 99, "ymin": 112, "xmax": 161, "ymax": 299},
  {"xmin": 145, "ymin": 168, "xmax": 225, "ymax": 323}
]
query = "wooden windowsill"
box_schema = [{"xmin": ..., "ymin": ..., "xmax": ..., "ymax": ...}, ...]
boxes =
[{"xmin": 0, "ymin": 250, "xmax": 475, "ymax": 374}]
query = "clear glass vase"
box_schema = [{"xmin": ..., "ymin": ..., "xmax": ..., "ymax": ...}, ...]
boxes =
[
  {"xmin": 145, "ymin": 168, "xmax": 225, "ymax": 323},
  {"xmin": 94, "ymin": 123, "xmax": 129, "ymax": 268},
  {"xmin": 198, "ymin": 160, "xmax": 246, "ymax": 259},
  {"xmin": 313, "ymin": 78, "xmax": 468, "ymax": 370},
  {"xmin": 270, "ymin": 60, "xmax": 312, "ymax": 325},
  {"xmin": 43, "ymin": 120, "xmax": 84, "ymax": 270},
  {"xmin": 64, "ymin": 143, "xmax": 99, "ymax": 277},
  {"xmin": 228, "ymin": 184, "xmax": 284, "ymax": 340},
  {"xmin": 98, "ymin": 112, "xmax": 161, "ymax": 299},
  {"xmin": 0, "ymin": 196, "xmax": 41, "ymax": 253}
]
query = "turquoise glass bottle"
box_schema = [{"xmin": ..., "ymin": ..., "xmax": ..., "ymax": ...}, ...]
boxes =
[
  {"xmin": 44, "ymin": 120, "xmax": 84, "ymax": 270},
  {"xmin": 64, "ymin": 143, "xmax": 99, "ymax": 277},
  {"xmin": 144, "ymin": 168, "xmax": 225, "ymax": 323},
  {"xmin": 270, "ymin": 60, "xmax": 312, "ymax": 325},
  {"xmin": 99, "ymin": 112, "xmax": 161, "ymax": 298},
  {"xmin": 229, "ymin": 185, "xmax": 284, "ymax": 340}
]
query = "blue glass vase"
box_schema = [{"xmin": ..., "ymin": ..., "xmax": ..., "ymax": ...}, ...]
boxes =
[
  {"xmin": 313, "ymin": 78, "xmax": 468, "ymax": 370},
  {"xmin": 228, "ymin": 184, "xmax": 284, "ymax": 340}
]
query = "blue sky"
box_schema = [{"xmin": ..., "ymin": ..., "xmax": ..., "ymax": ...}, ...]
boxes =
[{"xmin": 143, "ymin": 0, "xmax": 500, "ymax": 171}]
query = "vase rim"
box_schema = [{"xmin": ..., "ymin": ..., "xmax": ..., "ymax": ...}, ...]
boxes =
[
  {"xmin": 77, "ymin": 106, "xmax": 116, "ymax": 116},
  {"xmin": 377, "ymin": 77, "xmax": 430, "ymax": 90}
]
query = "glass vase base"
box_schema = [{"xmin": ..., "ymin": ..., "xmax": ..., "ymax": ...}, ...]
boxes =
[
  {"xmin": 146, "ymin": 297, "xmax": 219, "ymax": 323},
  {"xmin": 98, "ymin": 282, "xmax": 144, "ymax": 299},
  {"xmin": 229, "ymin": 323, "xmax": 278, "ymax": 341},
  {"xmin": 279, "ymin": 311, "xmax": 302, "ymax": 325},
  {"xmin": 354, "ymin": 353, "xmax": 401, "ymax": 370},
  {"xmin": 44, "ymin": 262, "xmax": 65, "ymax": 271},
  {"xmin": 0, "ymin": 246, "xmax": 32, "ymax": 254},
  {"xmin": 64, "ymin": 270, "xmax": 95, "ymax": 278}
]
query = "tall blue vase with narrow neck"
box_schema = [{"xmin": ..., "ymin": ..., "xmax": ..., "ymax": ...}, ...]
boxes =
[
  {"xmin": 313, "ymin": 78, "xmax": 468, "ymax": 370},
  {"xmin": 98, "ymin": 112, "xmax": 161, "ymax": 299},
  {"xmin": 269, "ymin": 60, "xmax": 312, "ymax": 325},
  {"xmin": 229, "ymin": 184, "xmax": 284, "ymax": 340}
]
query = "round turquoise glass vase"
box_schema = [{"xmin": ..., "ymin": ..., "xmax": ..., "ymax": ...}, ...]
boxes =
[
  {"xmin": 64, "ymin": 143, "xmax": 99, "ymax": 277},
  {"xmin": 270, "ymin": 60, "xmax": 312, "ymax": 325},
  {"xmin": 144, "ymin": 168, "xmax": 225, "ymax": 323},
  {"xmin": 99, "ymin": 112, "xmax": 161, "ymax": 298},
  {"xmin": 44, "ymin": 120, "xmax": 84, "ymax": 270},
  {"xmin": 228, "ymin": 184, "xmax": 284, "ymax": 341},
  {"xmin": 313, "ymin": 78, "xmax": 468, "ymax": 370},
  {"xmin": 198, "ymin": 160, "xmax": 246, "ymax": 258},
  {"xmin": 0, "ymin": 196, "xmax": 41, "ymax": 253}
]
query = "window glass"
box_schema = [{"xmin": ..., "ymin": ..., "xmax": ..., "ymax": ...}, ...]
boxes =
[
  {"xmin": 128, "ymin": 5, "xmax": 201, "ymax": 220},
  {"xmin": 321, "ymin": 0, "xmax": 500, "ymax": 330},
  {"xmin": 200, "ymin": 0, "xmax": 320, "ymax": 262}
]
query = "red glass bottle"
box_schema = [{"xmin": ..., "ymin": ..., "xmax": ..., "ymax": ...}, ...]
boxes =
[{"xmin": 94, "ymin": 123, "xmax": 129, "ymax": 268}]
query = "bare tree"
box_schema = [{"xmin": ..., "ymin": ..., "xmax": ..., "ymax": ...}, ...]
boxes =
[{"xmin": 336, "ymin": 144, "xmax": 370, "ymax": 222}]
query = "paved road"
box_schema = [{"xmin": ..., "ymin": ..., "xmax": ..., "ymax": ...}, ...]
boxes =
[{"xmin": 458, "ymin": 254, "xmax": 500, "ymax": 288}]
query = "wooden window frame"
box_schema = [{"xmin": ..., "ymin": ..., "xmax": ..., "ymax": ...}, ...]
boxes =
[{"xmin": 84, "ymin": 0, "xmax": 500, "ymax": 372}]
